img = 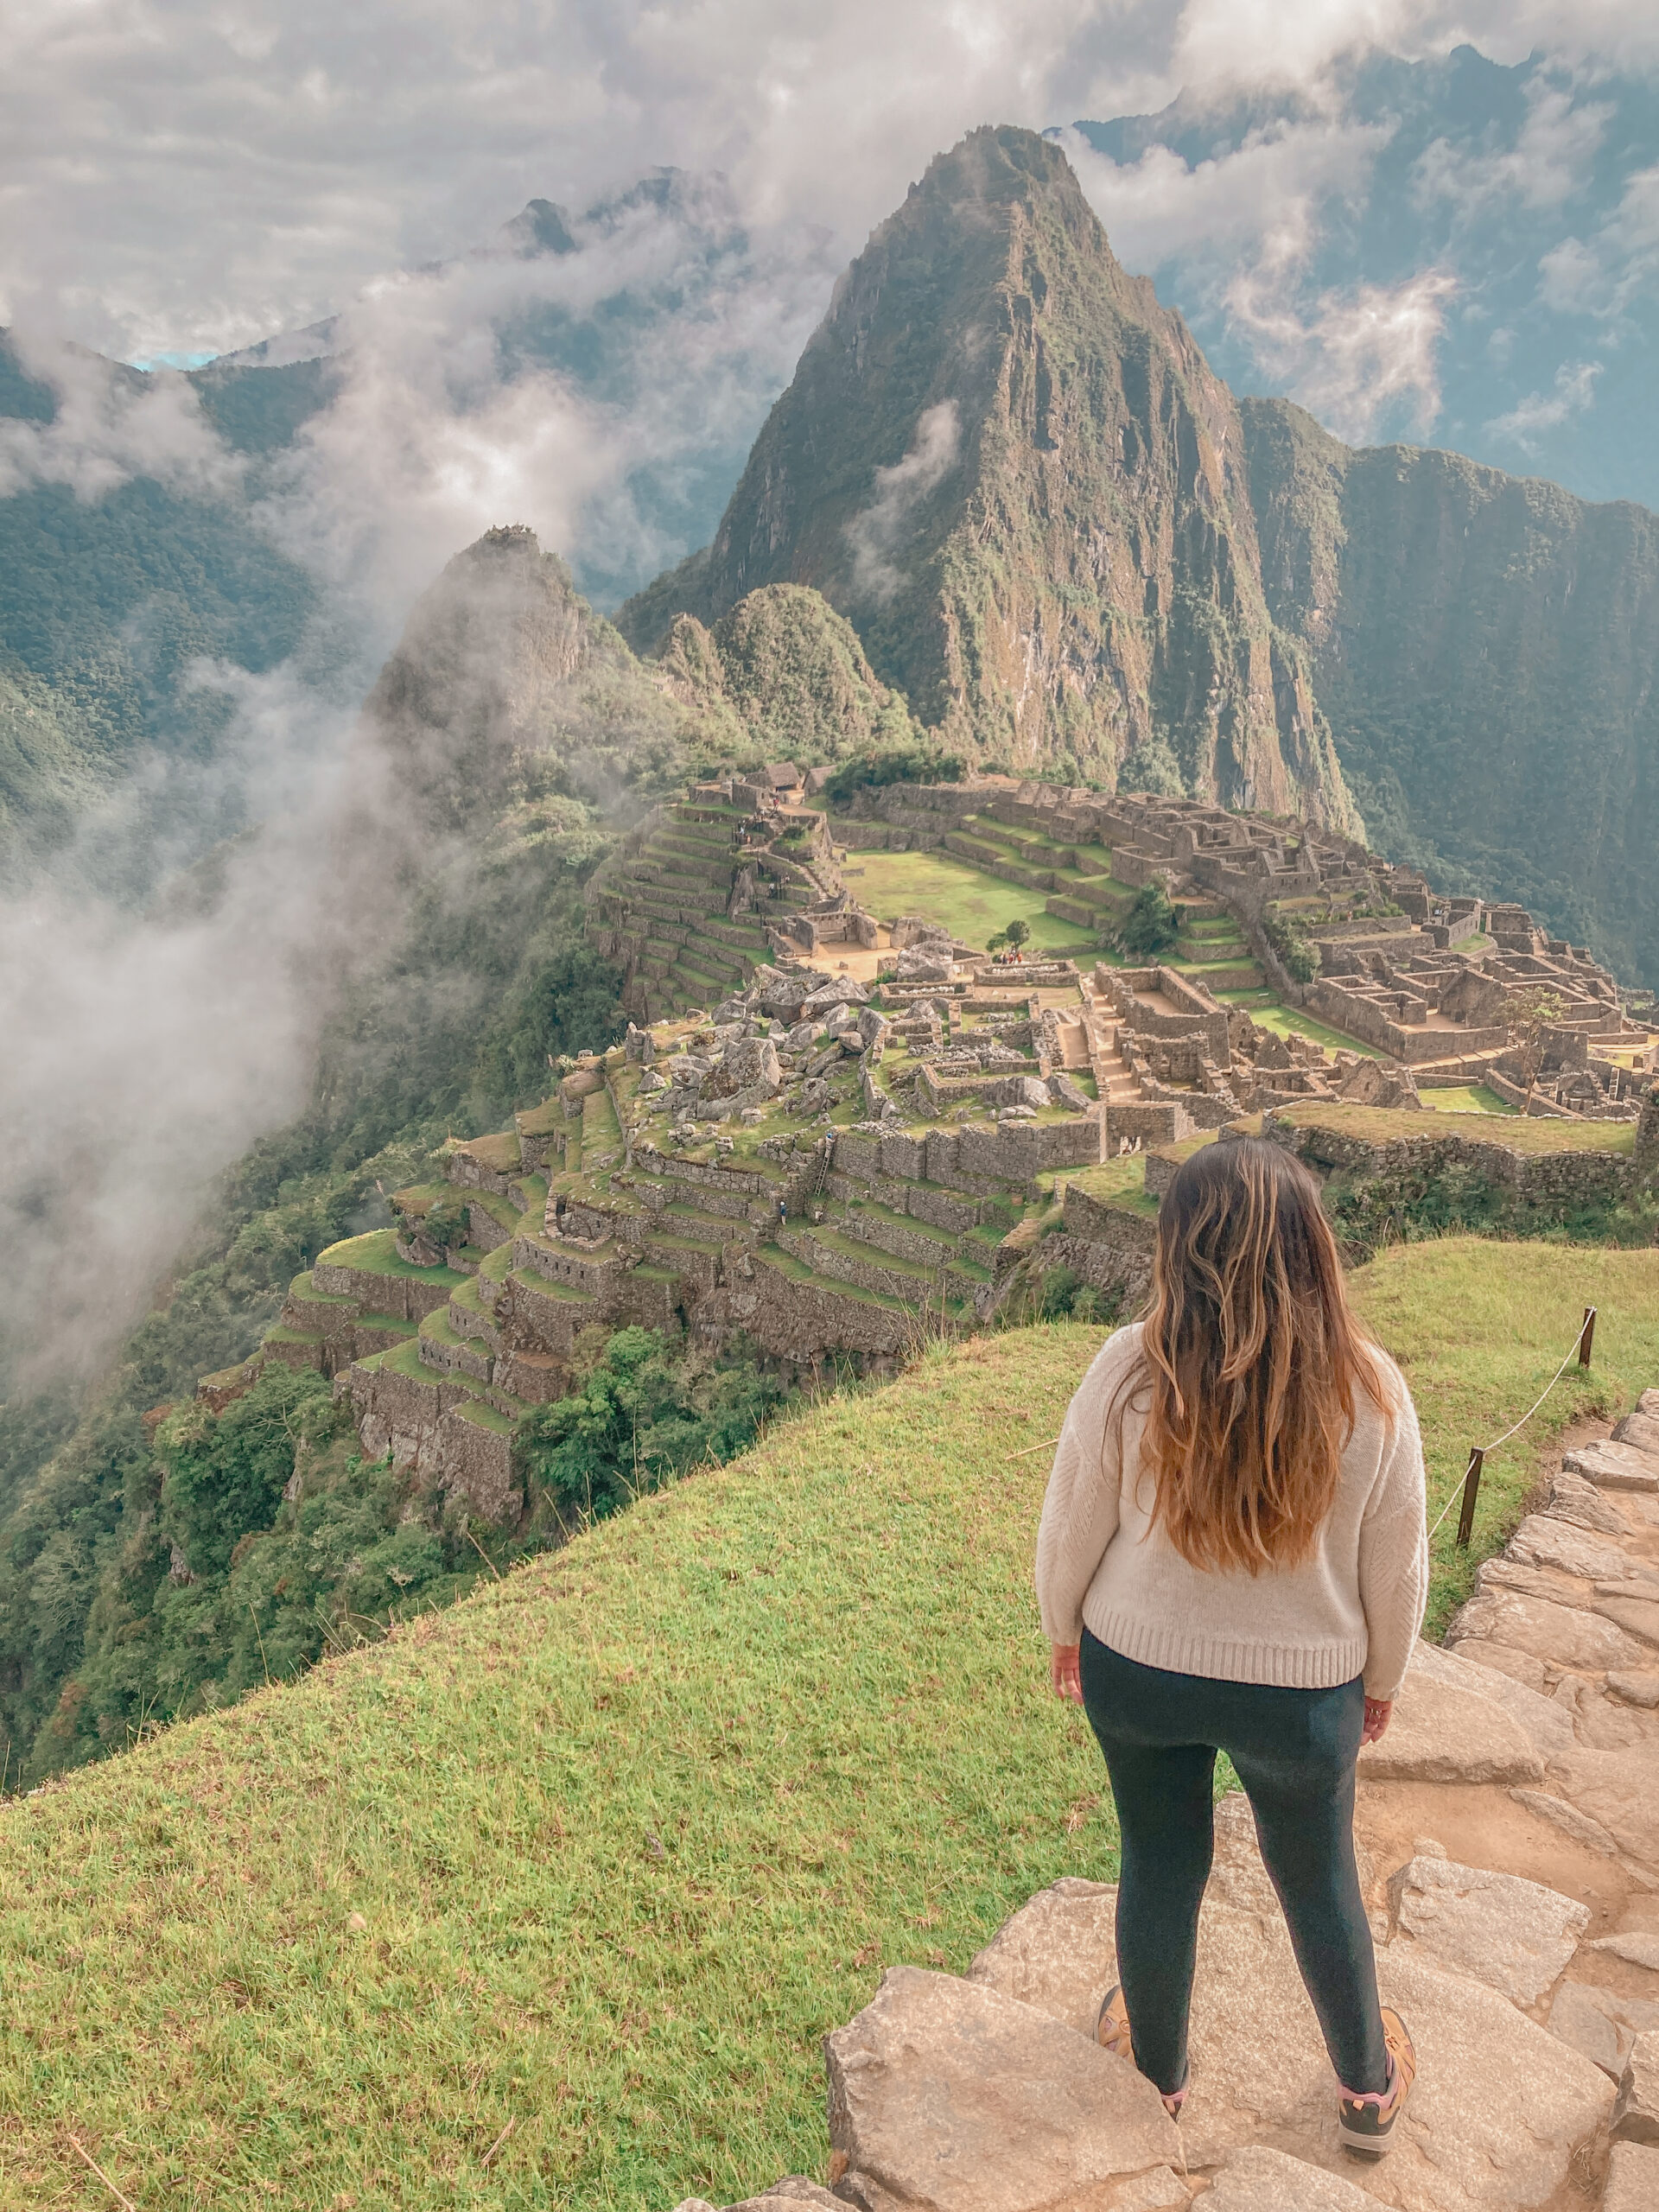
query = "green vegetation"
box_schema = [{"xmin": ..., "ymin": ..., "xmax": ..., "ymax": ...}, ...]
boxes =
[
  {"xmin": 1423, "ymin": 1084, "xmax": 1518, "ymax": 1116},
  {"xmin": 0, "ymin": 1241, "xmax": 1651, "ymax": 2204},
  {"xmin": 515, "ymin": 1327, "xmax": 793, "ymax": 1522},
  {"xmin": 1280, "ymin": 1099, "xmax": 1637, "ymax": 1155},
  {"xmin": 654, "ymin": 585, "xmax": 918, "ymax": 760},
  {"xmin": 1263, "ymin": 911, "xmax": 1319, "ymax": 983},
  {"xmin": 840, "ymin": 847, "xmax": 1093, "ymax": 950},
  {"xmin": 1119, "ymin": 881, "xmax": 1179, "ymax": 957},
  {"xmin": 1221, "ymin": 992, "xmax": 1383, "ymax": 1058},
  {"xmin": 820, "ymin": 741, "xmax": 968, "ymax": 807}
]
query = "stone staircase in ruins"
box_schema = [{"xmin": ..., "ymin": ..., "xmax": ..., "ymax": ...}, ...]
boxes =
[{"xmin": 671, "ymin": 1409, "xmax": 1659, "ymax": 2212}]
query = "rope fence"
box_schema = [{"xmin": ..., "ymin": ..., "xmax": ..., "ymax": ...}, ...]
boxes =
[{"xmin": 1427, "ymin": 1305, "xmax": 1598, "ymax": 1548}]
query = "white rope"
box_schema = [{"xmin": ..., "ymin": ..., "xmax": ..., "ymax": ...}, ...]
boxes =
[{"xmin": 1424, "ymin": 1310, "xmax": 1594, "ymax": 1541}]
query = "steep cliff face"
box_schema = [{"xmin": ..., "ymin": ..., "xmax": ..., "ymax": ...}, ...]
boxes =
[
  {"xmin": 619, "ymin": 127, "xmax": 1358, "ymax": 830},
  {"xmin": 1243, "ymin": 398, "xmax": 1659, "ymax": 980}
]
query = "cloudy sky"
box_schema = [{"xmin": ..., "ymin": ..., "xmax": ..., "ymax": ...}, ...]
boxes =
[{"xmin": 4, "ymin": 0, "xmax": 1657, "ymax": 366}]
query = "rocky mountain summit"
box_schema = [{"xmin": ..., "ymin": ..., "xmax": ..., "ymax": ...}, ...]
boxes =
[
  {"xmin": 621, "ymin": 127, "xmax": 1357, "ymax": 830},
  {"xmin": 671, "ymin": 1408, "xmax": 1659, "ymax": 2212}
]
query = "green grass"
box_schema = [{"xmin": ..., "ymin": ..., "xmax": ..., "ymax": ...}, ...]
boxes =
[
  {"xmin": 1244, "ymin": 999, "xmax": 1384, "ymax": 1059},
  {"xmin": 1281, "ymin": 1100, "xmax": 1637, "ymax": 1154},
  {"xmin": 315, "ymin": 1229, "xmax": 469, "ymax": 1287},
  {"xmin": 1350, "ymin": 1240, "xmax": 1659, "ymax": 1634},
  {"xmin": 842, "ymin": 849, "xmax": 1094, "ymax": 951},
  {"xmin": 6, "ymin": 1248, "xmax": 1659, "ymax": 2207},
  {"xmin": 1421, "ymin": 1084, "xmax": 1518, "ymax": 1116}
]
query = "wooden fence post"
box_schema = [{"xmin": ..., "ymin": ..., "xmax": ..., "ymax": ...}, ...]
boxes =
[
  {"xmin": 1580, "ymin": 1306, "xmax": 1597, "ymax": 1370},
  {"xmin": 1455, "ymin": 1447, "xmax": 1485, "ymax": 1550}
]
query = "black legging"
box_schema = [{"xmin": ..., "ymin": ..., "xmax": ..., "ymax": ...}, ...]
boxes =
[{"xmin": 1079, "ymin": 1627, "xmax": 1389, "ymax": 2099}]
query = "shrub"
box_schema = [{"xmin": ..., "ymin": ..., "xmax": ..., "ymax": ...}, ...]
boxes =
[
  {"xmin": 1263, "ymin": 914, "xmax": 1319, "ymax": 983},
  {"xmin": 1120, "ymin": 883, "xmax": 1179, "ymax": 957},
  {"xmin": 513, "ymin": 1328, "xmax": 791, "ymax": 1523},
  {"xmin": 819, "ymin": 746, "xmax": 966, "ymax": 808}
]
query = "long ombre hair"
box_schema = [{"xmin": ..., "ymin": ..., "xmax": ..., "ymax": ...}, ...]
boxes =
[{"xmin": 1126, "ymin": 1137, "xmax": 1391, "ymax": 1574}]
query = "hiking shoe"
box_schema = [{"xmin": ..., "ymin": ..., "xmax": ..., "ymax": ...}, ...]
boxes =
[
  {"xmin": 1338, "ymin": 2008, "xmax": 1416, "ymax": 2158},
  {"xmin": 1095, "ymin": 1986, "xmax": 1186, "ymax": 2119}
]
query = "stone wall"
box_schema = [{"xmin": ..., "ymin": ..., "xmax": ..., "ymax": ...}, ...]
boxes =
[{"xmin": 1264, "ymin": 1112, "xmax": 1633, "ymax": 1211}]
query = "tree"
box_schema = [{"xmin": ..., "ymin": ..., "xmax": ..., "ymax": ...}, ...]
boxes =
[
  {"xmin": 1509, "ymin": 989, "xmax": 1568, "ymax": 1112},
  {"xmin": 986, "ymin": 929, "xmax": 1008, "ymax": 954},
  {"xmin": 1120, "ymin": 883, "xmax": 1179, "ymax": 957},
  {"xmin": 1004, "ymin": 917, "xmax": 1031, "ymax": 950}
]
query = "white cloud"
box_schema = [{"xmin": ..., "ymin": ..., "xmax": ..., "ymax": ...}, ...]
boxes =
[
  {"xmin": 1484, "ymin": 359, "xmax": 1602, "ymax": 448},
  {"xmin": 0, "ymin": 334, "xmax": 241, "ymax": 502},
  {"xmin": 844, "ymin": 401, "xmax": 962, "ymax": 602},
  {"xmin": 1539, "ymin": 163, "xmax": 1659, "ymax": 317},
  {"xmin": 1230, "ymin": 265, "xmax": 1459, "ymax": 442}
]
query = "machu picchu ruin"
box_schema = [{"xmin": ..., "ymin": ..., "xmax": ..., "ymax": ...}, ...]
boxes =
[{"xmin": 198, "ymin": 776, "xmax": 1659, "ymax": 1529}]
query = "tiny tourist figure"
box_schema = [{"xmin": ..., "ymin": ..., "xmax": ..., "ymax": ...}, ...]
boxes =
[{"xmin": 1037, "ymin": 1139, "xmax": 1426, "ymax": 2156}]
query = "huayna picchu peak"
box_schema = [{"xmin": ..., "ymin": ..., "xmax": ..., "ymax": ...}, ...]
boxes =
[{"xmin": 620, "ymin": 126, "xmax": 1358, "ymax": 832}]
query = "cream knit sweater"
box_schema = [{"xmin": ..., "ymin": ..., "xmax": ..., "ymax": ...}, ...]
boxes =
[{"xmin": 1035, "ymin": 1323, "xmax": 1429, "ymax": 1700}]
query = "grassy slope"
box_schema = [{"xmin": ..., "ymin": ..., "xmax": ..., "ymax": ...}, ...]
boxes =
[{"xmin": 3, "ymin": 1247, "xmax": 1656, "ymax": 2208}]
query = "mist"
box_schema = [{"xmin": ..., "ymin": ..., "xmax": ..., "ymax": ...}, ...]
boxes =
[{"xmin": 7, "ymin": 0, "xmax": 1659, "ymax": 1392}]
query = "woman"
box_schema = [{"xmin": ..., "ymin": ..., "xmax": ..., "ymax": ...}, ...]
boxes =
[{"xmin": 1036, "ymin": 1137, "xmax": 1427, "ymax": 2159}]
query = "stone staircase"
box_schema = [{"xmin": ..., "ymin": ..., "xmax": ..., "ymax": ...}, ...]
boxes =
[{"xmin": 673, "ymin": 1406, "xmax": 1659, "ymax": 2212}]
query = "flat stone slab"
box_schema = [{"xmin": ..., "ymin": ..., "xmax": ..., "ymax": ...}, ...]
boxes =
[
  {"xmin": 1201, "ymin": 2146, "xmax": 1388, "ymax": 2209},
  {"xmin": 1562, "ymin": 1440, "xmax": 1659, "ymax": 1493},
  {"xmin": 1509, "ymin": 1513, "xmax": 1651, "ymax": 1586},
  {"xmin": 967, "ymin": 1876, "xmax": 1117, "ymax": 2034},
  {"xmin": 1608, "ymin": 1671, "xmax": 1659, "ymax": 1708},
  {"xmin": 1612, "ymin": 1408, "xmax": 1659, "ymax": 1457},
  {"xmin": 1449, "ymin": 1589, "xmax": 1649, "ymax": 1674},
  {"xmin": 1360, "ymin": 1643, "xmax": 1543, "ymax": 1785},
  {"xmin": 1615, "ymin": 2028, "xmax": 1659, "ymax": 2143},
  {"xmin": 1588, "ymin": 1931, "xmax": 1659, "ymax": 1970},
  {"xmin": 1604, "ymin": 2139, "xmax": 1659, "ymax": 2212},
  {"xmin": 1401, "ymin": 1638, "xmax": 1576, "ymax": 1762},
  {"xmin": 1389, "ymin": 1855, "xmax": 1587, "ymax": 2009},
  {"xmin": 824, "ymin": 1965, "xmax": 1178, "ymax": 2212},
  {"xmin": 1542, "ymin": 1469, "xmax": 1631, "ymax": 1536},
  {"xmin": 1548, "ymin": 1748, "xmax": 1659, "ymax": 1872},
  {"xmin": 1596, "ymin": 1594, "xmax": 1659, "ymax": 1649}
]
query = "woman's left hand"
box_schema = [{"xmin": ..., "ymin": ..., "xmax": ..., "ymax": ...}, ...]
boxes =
[
  {"xmin": 1361, "ymin": 1696, "xmax": 1393, "ymax": 1745},
  {"xmin": 1051, "ymin": 1643, "xmax": 1083, "ymax": 1703}
]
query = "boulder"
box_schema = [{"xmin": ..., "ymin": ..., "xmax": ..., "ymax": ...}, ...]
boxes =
[
  {"xmin": 1562, "ymin": 1440, "xmax": 1659, "ymax": 1493},
  {"xmin": 1596, "ymin": 1594, "xmax": 1659, "ymax": 1649},
  {"xmin": 1389, "ymin": 1855, "xmax": 1586, "ymax": 2009},
  {"xmin": 1047, "ymin": 1073, "xmax": 1094, "ymax": 1113},
  {"xmin": 962, "ymin": 1827, "xmax": 1611, "ymax": 2208},
  {"xmin": 857, "ymin": 1007, "xmax": 891, "ymax": 1049},
  {"xmin": 823, "ymin": 1965, "xmax": 1178, "ymax": 2212},
  {"xmin": 723, "ymin": 1037, "xmax": 782, "ymax": 1094},
  {"xmin": 1616, "ymin": 2031, "xmax": 1659, "ymax": 2142},
  {"xmin": 1199, "ymin": 2145, "xmax": 1389, "ymax": 2209},
  {"xmin": 1008, "ymin": 1076, "xmax": 1050, "ymax": 1109},
  {"xmin": 1604, "ymin": 2140, "xmax": 1659, "ymax": 2212},
  {"xmin": 1359, "ymin": 1643, "xmax": 1543, "ymax": 1784},
  {"xmin": 895, "ymin": 945, "xmax": 954, "ymax": 982},
  {"xmin": 1608, "ymin": 1672, "xmax": 1659, "ymax": 1707}
]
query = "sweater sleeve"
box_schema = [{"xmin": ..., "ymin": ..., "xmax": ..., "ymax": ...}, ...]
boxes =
[
  {"xmin": 1356, "ymin": 1374, "xmax": 1429, "ymax": 1700},
  {"xmin": 1034, "ymin": 1336, "xmax": 1128, "ymax": 1645}
]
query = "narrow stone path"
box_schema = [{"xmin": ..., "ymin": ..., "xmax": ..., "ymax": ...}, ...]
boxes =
[{"xmin": 673, "ymin": 1402, "xmax": 1659, "ymax": 2212}]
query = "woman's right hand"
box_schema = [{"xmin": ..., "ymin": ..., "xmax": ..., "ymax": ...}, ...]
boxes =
[
  {"xmin": 1051, "ymin": 1643, "xmax": 1083, "ymax": 1703},
  {"xmin": 1361, "ymin": 1696, "xmax": 1393, "ymax": 1745}
]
